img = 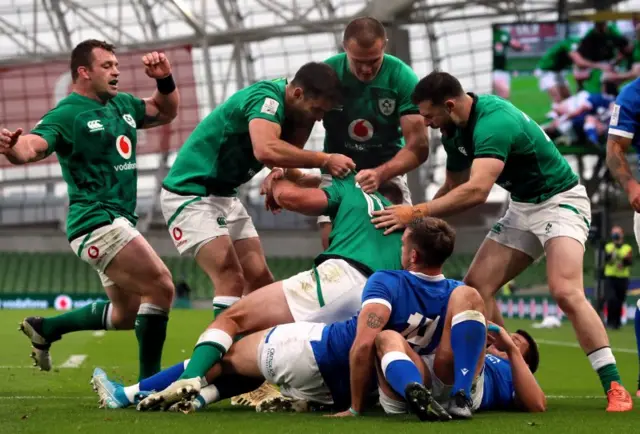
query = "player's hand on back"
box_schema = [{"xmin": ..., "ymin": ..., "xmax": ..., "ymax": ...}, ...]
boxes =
[
  {"xmin": 355, "ymin": 169, "xmax": 382, "ymax": 194},
  {"xmin": 323, "ymin": 153, "xmax": 355, "ymax": 178},
  {"xmin": 0, "ymin": 127, "xmax": 23, "ymax": 152},
  {"xmin": 142, "ymin": 51, "xmax": 172, "ymax": 79},
  {"xmin": 371, "ymin": 204, "xmax": 415, "ymax": 235}
]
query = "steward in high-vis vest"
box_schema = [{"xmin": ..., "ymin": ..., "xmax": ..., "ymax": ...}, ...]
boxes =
[{"xmin": 604, "ymin": 226, "xmax": 633, "ymax": 329}]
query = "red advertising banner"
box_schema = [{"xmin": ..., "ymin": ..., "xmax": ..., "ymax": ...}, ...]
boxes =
[{"xmin": 0, "ymin": 44, "xmax": 199, "ymax": 167}]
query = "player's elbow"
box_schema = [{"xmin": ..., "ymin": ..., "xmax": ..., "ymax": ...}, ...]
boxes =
[
  {"xmin": 469, "ymin": 183, "xmax": 491, "ymax": 205},
  {"xmin": 253, "ymin": 141, "xmax": 278, "ymax": 166},
  {"xmin": 530, "ymin": 396, "xmax": 547, "ymax": 413}
]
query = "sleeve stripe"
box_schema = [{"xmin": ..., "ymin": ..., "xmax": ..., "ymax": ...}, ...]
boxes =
[
  {"xmin": 608, "ymin": 128, "xmax": 634, "ymax": 139},
  {"xmin": 362, "ymin": 298, "xmax": 392, "ymax": 312}
]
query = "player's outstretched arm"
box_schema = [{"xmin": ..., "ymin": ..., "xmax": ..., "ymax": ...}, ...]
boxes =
[
  {"xmin": 0, "ymin": 128, "xmax": 50, "ymax": 165},
  {"xmin": 431, "ymin": 168, "xmax": 470, "ymax": 200},
  {"xmin": 371, "ymin": 158, "xmax": 502, "ymax": 234},
  {"xmin": 140, "ymin": 52, "xmax": 180, "ymax": 129},
  {"xmin": 356, "ymin": 114, "xmax": 429, "ymax": 194},
  {"xmin": 249, "ymin": 119, "xmax": 355, "ymax": 177},
  {"xmin": 270, "ymin": 178, "xmax": 328, "ymax": 216}
]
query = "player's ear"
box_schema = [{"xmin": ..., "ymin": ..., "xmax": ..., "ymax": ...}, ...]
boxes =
[
  {"xmin": 77, "ymin": 66, "xmax": 90, "ymax": 80},
  {"xmin": 293, "ymin": 87, "xmax": 304, "ymax": 101},
  {"xmin": 445, "ymin": 99, "xmax": 455, "ymax": 113}
]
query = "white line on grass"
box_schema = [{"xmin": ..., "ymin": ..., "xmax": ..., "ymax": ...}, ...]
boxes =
[
  {"xmin": 0, "ymin": 395, "xmax": 607, "ymax": 401},
  {"xmin": 58, "ymin": 354, "xmax": 87, "ymax": 368},
  {"xmin": 536, "ymin": 339, "xmax": 636, "ymax": 354},
  {"xmin": 92, "ymin": 330, "xmax": 106, "ymax": 337}
]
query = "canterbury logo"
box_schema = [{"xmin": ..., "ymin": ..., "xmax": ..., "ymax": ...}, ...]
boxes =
[{"xmin": 87, "ymin": 120, "xmax": 104, "ymax": 132}]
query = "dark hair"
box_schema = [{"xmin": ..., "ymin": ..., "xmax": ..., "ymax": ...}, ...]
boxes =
[
  {"xmin": 377, "ymin": 181, "xmax": 404, "ymax": 205},
  {"xmin": 411, "ymin": 70, "xmax": 465, "ymax": 106},
  {"xmin": 343, "ymin": 16, "xmax": 387, "ymax": 48},
  {"xmin": 407, "ymin": 217, "xmax": 456, "ymax": 267},
  {"xmin": 70, "ymin": 39, "xmax": 116, "ymax": 81},
  {"xmin": 291, "ymin": 62, "xmax": 343, "ymax": 105},
  {"xmin": 515, "ymin": 329, "xmax": 540, "ymax": 374}
]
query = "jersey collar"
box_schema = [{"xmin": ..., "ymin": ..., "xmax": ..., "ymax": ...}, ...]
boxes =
[
  {"xmin": 459, "ymin": 92, "xmax": 479, "ymax": 156},
  {"xmin": 410, "ymin": 271, "xmax": 445, "ymax": 281}
]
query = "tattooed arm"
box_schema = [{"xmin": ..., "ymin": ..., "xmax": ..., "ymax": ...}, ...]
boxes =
[
  {"xmin": 345, "ymin": 302, "xmax": 391, "ymax": 414},
  {"xmin": 606, "ymin": 133, "xmax": 640, "ymax": 211}
]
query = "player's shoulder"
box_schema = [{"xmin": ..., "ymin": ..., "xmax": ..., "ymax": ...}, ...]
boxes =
[
  {"xmin": 381, "ymin": 54, "xmax": 417, "ymax": 79},
  {"xmin": 475, "ymin": 94, "xmax": 520, "ymax": 126},
  {"xmin": 368, "ymin": 269, "xmax": 408, "ymax": 284},
  {"xmin": 323, "ymin": 53, "xmax": 347, "ymax": 69},
  {"xmin": 617, "ymin": 78, "xmax": 640, "ymax": 102},
  {"xmin": 243, "ymin": 79, "xmax": 287, "ymax": 101}
]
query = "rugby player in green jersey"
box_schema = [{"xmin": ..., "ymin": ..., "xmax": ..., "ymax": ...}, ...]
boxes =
[
  {"xmin": 0, "ymin": 40, "xmax": 180, "ymax": 380},
  {"xmin": 160, "ymin": 62, "xmax": 353, "ymax": 320},
  {"xmin": 309, "ymin": 17, "xmax": 429, "ymax": 249},
  {"xmin": 136, "ymin": 174, "xmax": 405, "ymax": 412},
  {"xmin": 492, "ymin": 25, "xmax": 528, "ymax": 99},
  {"xmin": 372, "ymin": 71, "xmax": 633, "ymax": 411},
  {"xmin": 534, "ymin": 37, "xmax": 582, "ymax": 103},
  {"xmin": 603, "ymin": 24, "xmax": 640, "ymax": 84}
]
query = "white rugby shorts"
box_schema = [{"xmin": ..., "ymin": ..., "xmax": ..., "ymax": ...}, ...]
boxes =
[
  {"xmin": 160, "ymin": 188, "xmax": 259, "ymax": 256},
  {"xmin": 69, "ymin": 216, "xmax": 140, "ymax": 287}
]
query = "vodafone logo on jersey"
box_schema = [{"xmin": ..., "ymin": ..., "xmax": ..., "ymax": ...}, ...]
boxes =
[
  {"xmin": 116, "ymin": 135, "xmax": 133, "ymax": 160},
  {"xmin": 348, "ymin": 119, "xmax": 374, "ymax": 142}
]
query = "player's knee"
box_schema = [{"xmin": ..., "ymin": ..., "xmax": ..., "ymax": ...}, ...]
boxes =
[
  {"xmin": 374, "ymin": 330, "xmax": 404, "ymax": 357},
  {"xmin": 451, "ymin": 285, "xmax": 485, "ymax": 314},
  {"xmin": 142, "ymin": 266, "xmax": 175, "ymax": 308},
  {"xmin": 245, "ymin": 266, "xmax": 274, "ymax": 293},
  {"xmin": 550, "ymin": 285, "xmax": 586, "ymax": 315}
]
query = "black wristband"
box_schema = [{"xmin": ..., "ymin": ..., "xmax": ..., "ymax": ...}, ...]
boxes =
[{"xmin": 156, "ymin": 74, "xmax": 176, "ymax": 95}]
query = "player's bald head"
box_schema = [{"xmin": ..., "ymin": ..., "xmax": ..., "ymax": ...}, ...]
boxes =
[{"xmin": 343, "ymin": 16, "xmax": 387, "ymax": 48}]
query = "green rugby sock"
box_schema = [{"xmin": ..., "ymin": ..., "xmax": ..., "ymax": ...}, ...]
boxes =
[
  {"xmin": 597, "ymin": 363, "xmax": 622, "ymax": 393},
  {"xmin": 180, "ymin": 329, "xmax": 233, "ymax": 380},
  {"xmin": 41, "ymin": 301, "xmax": 110, "ymax": 340},
  {"xmin": 135, "ymin": 303, "xmax": 169, "ymax": 381}
]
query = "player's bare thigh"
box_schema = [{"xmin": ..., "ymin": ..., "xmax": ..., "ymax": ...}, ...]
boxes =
[
  {"xmin": 464, "ymin": 238, "xmax": 533, "ymax": 320},
  {"xmin": 104, "ymin": 235, "xmax": 174, "ymax": 308},
  {"xmin": 234, "ymin": 237, "xmax": 274, "ymax": 295},
  {"xmin": 206, "ymin": 280, "xmax": 295, "ymax": 336}
]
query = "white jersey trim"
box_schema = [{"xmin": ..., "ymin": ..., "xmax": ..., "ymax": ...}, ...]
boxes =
[
  {"xmin": 608, "ymin": 128, "xmax": 634, "ymax": 139},
  {"xmin": 362, "ymin": 298, "xmax": 392, "ymax": 312},
  {"xmin": 410, "ymin": 271, "xmax": 445, "ymax": 282}
]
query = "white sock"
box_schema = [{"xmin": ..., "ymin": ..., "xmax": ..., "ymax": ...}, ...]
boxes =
[
  {"xmin": 195, "ymin": 384, "xmax": 220, "ymax": 409},
  {"xmin": 587, "ymin": 347, "xmax": 616, "ymax": 371},
  {"xmin": 213, "ymin": 296, "xmax": 241, "ymax": 309},
  {"xmin": 123, "ymin": 384, "xmax": 140, "ymax": 403}
]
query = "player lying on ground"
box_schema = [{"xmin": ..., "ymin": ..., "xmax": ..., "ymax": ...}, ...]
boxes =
[
  {"xmin": 373, "ymin": 71, "xmax": 633, "ymax": 412},
  {"xmin": 316, "ymin": 16, "xmax": 429, "ymax": 249},
  {"xmin": 89, "ymin": 173, "xmax": 405, "ymax": 409},
  {"xmin": 1, "ymin": 39, "xmax": 179, "ymax": 380},
  {"xmin": 375, "ymin": 322, "xmax": 545, "ymax": 416},
  {"xmin": 160, "ymin": 62, "xmax": 355, "ymax": 319},
  {"xmin": 604, "ymin": 76, "xmax": 640, "ymax": 398},
  {"xmin": 104, "ymin": 217, "xmax": 484, "ymax": 421},
  {"xmin": 542, "ymin": 81, "xmax": 617, "ymax": 148}
]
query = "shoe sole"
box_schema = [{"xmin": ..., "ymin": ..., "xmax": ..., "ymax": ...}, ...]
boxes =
[
  {"xmin": 18, "ymin": 321, "xmax": 51, "ymax": 372},
  {"xmin": 90, "ymin": 374, "xmax": 124, "ymax": 409},
  {"xmin": 137, "ymin": 383, "xmax": 200, "ymax": 412},
  {"xmin": 406, "ymin": 385, "xmax": 451, "ymax": 422}
]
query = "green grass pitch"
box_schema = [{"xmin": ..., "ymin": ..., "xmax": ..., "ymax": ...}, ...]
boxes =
[{"xmin": 1, "ymin": 309, "xmax": 639, "ymax": 433}]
